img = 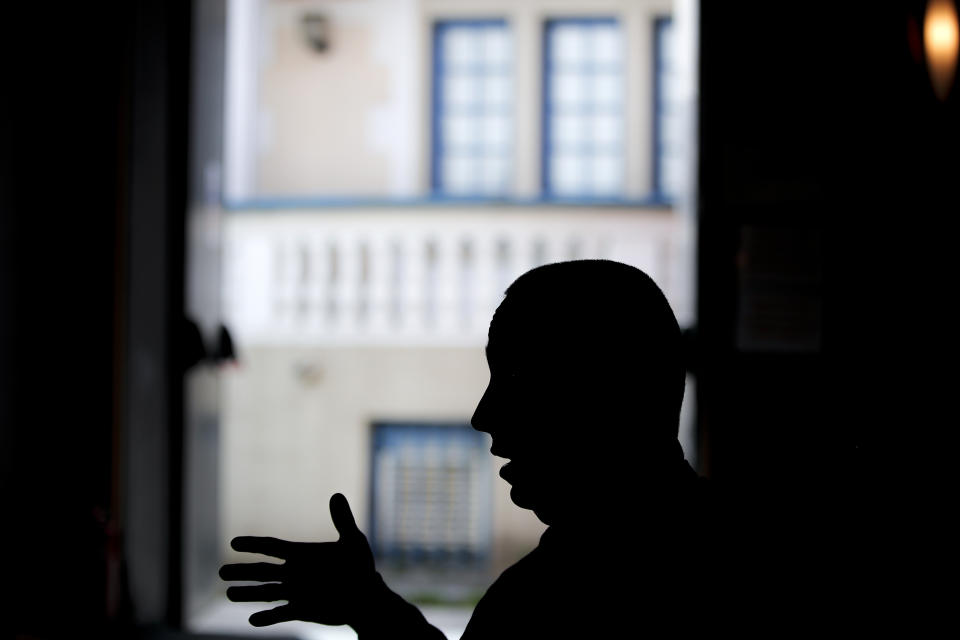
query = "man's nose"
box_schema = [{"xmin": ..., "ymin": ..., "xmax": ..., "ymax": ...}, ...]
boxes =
[{"xmin": 471, "ymin": 385, "xmax": 492, "ymax": 433}]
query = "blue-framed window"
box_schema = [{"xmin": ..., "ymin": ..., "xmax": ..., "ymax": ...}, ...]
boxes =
[
  {"xmin": 432, "ymin": 20, "xmax": 513, "ymax": 197},
  {"xmin": 370, "ymin": 422, "xmax": 492, "ymax": 564},
  {"xmin": 654, "ymin": 17, "xmax": 681, "ymax": 201},
  {"xmin": 543, "ymin": 18, "xmax": 624, "ymax": 198}
]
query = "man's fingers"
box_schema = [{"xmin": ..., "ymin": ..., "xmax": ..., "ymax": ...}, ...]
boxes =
[
  {"xmin": 230, "ymin": 536, "xmax": 291, "ymax": 558},
  {"xmin": 249, "ymin": 604, "xmax": 296, "ymax": 627},
  {"xmin": 329, "ymin": 493, "xmax": 361, "ymax": 539},
  {"xmin": 226, "ymin": 583, "xmax": 287, "ymax": 603},
  {"xmin": 219, "ymin": 562, "xmax": 285, "ymax": 582}
]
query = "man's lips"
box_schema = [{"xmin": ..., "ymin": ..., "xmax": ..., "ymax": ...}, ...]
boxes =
[{"xmin": 491, "ymin": 447, "xmax": 519, "ymax": 481}]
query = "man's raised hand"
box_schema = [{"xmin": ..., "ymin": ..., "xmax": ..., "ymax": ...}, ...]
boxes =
[{"xmin": 219, "ymin": 493, "xmax": 378, "ymax": 628}]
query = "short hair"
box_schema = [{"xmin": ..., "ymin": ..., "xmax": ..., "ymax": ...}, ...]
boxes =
[{"xmin": 492, "ymin": 260, "xmax": 685, "ymax": 436}]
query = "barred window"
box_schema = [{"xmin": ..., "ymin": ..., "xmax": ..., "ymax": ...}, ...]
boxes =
[{"xmin": 371, "ymin": 422, "xmax": 492, "ymax": 564}]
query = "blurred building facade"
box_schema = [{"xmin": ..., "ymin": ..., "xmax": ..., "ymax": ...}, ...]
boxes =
[{"xmin": 216, "ymin": 0, "xmax": 697, "ymax": 581}]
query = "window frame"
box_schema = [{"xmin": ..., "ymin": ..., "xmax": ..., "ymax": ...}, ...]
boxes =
[
  {"xmin": 368, "ymin": 420, "xmax": 493, "ymax": 565},
  {"xmin": 541, "ymin": 16, "xmax": 626, "ymax": 200},
  {"xmin": 653, "ymin": 15, "xmax": 677, "ymax": 203},
  {"xmin": 430, "ymin": 18, "xmax": 513, "ymax": 198}
]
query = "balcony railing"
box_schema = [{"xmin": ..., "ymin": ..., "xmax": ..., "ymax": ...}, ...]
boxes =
[{"xmin": 222, "ymin": 204, "xmax": 691, "ymax": 346}]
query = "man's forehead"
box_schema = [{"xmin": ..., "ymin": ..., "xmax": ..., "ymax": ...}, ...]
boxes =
[
  {"xmin": 485, "ymin": 319, "xmax": 524, "ymax": 351},
  {"xmin": 484, "ymin": 333, "xmax": 520, "ymax": 365},
  {"xmin": 488, "ymin": 302, "xmax": 528, "ymax": 340},
  {"xmin": 485, "ymin": 331, "xmax": 553, "ymax": 371}
]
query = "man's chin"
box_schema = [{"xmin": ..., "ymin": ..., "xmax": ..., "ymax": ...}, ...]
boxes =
[
  {"xmin": 508, "ymin": 485, "xmax": 535, "ymax": 509},
  {"xmin": 509, "ymin": 486, "xmax": 556, "ymax": 524}
]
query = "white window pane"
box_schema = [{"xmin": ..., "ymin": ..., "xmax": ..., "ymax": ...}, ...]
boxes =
[
  {"xmin": 662, "ymin": 113, "xmax": 683, "ymax": 146},
  {"xmin": 444, "ymin": 115, "xmax": 480, "ymax": 147},
  {"xmin": 662, "ymin": 157, "xmax": 683, "ymax": 197},
  {"xmin": 592, "ymin": 114, "xmax": 620, "ymax": 146},
  {"xmin": 445, "ymin": 29, "xmax": 478, "ymax": 66},
  {"xmin": 482, "ymin": 158, "xmax": 508, "ymax": 194},
  {"xmin": 590, "ymin": 154, "xmax": 623, "ymax": 195},
  {"xmin": 664, "ymin": 75, "xmax": 683, "ymax": 104},
  {"xmin": 551, "ymin": 154, "xmax": 583, "ymax": 195},
  {"xmin": 445, "ymin": 75, "xmax": 478, "ymax": 107},
  {"xmin": 592, "ymin": 25, "xmax": 621, "ymax": 64},
  {"xmin": 483, "ymin": 28, "xmax": 510, "ymax": 65},
  {"xmin": 659, "ymin": 24, "xmax": 676, "ymax": 68},
  {"xmin": 483, "ymin": 116, "xmax": 510, "ymax": 149},
  {"xmin": 552, "ymin": 114, "xmax": 586, "ymax": 146},
  {"xmin": 661, "ymin": 48, "xmax": 677, "ymax": 75},
  {"xmin": 483, "ymin": 75, "xmax": 511, "ymax": 108},
  {"xmin": 594, "ymin": 73, "xmax": 622, "ymax": 105},
  {"xmin": 553, "ymin": 72, "xmax": 585, "ymax": 106},
  {"xmin": 552, "ymin": 25, "xmax": 585, "ymax": 64},
  {"xmin": 443, "ymin": 156, "xmax": 478, "ymax": 194}
]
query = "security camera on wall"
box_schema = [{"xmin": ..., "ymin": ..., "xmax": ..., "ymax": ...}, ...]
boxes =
[{"xmin": 301, "ymin": 13, "xmax": 330, "ymax": 53}]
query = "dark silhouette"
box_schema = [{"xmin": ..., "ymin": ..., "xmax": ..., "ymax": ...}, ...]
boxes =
[{"xmin": 221, "ymin": 260, "xmax": 716, "ymax": 637}]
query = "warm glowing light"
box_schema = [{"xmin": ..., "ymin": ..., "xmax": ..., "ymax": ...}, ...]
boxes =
[{"xmin": 924, "ymin": 0, "xmax": 959, "ymax": 100}]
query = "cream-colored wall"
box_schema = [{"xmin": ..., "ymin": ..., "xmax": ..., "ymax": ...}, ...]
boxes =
[
  {"xmin": 256, "ymin": 0, "xmax": 423, "ymax": 196},
  {"xmin": 252, "ymin": 0, "xmax": 674, "ymax": 198},
  {"xmin": 222, "ymin": 345, "xmax": 547, "ymax": 571},
  {"xmin": 258, "ymin": 16, "xmax": 390, "ymax": 194}
]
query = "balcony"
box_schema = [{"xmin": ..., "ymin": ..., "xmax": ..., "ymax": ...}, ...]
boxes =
[{"xmin": 222, "ymin": 202, "xmax": 692, "ymax": 346}]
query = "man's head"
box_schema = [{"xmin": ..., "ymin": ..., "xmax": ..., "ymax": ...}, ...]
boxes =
[{"xmin": 471, "ymin": 260, "xmax": 685, "ymax": 525}]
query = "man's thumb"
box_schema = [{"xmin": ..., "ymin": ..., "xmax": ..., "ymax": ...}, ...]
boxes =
[{"xmin": 329, "ymin": 493, "xmax": 361, "ymax": 539}]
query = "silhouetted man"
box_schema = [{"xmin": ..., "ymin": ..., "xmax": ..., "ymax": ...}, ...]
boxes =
[{"xmin": 220, "ymin": 260, "xmax": 710, "ymax": 638}]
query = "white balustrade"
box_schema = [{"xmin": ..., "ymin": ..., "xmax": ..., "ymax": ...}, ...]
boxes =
[{"xmin": 222, "ymin": 206, "xmax": 691, "ymax": 346}]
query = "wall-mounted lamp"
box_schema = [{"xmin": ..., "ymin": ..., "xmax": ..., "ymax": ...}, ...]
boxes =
[
  {"xmin": 301, "ymin": 13, "xmax": 330, "ymax": 53},
  {"xmin": 924, "ymin": 0, "xmax": 959, "ymax": 100}
]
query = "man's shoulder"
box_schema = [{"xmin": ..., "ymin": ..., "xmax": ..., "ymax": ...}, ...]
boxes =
[{"xmin": 461, "ymin": 546, "xmax": 549, "ymax": 639}]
